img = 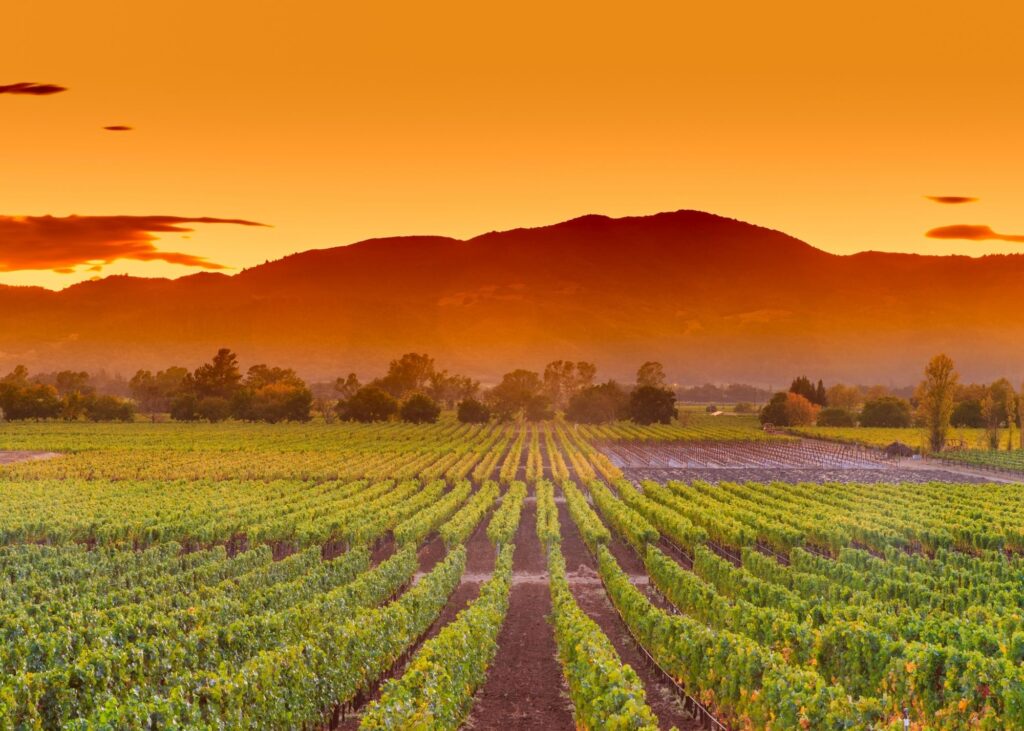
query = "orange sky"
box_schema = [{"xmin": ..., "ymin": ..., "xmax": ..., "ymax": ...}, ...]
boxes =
[{"xmin": 2, "ymin": 0, "xmax": 1022, "ymax": 289}]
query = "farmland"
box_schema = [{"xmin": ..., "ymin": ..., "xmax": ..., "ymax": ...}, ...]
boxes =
[{"xmin": 1, "ymin": 420, "xmax": 1023, "ymax": 729}]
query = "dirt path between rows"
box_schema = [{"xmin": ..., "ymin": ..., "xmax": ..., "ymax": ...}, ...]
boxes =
[
  {"xmin": 557, "ymin": 498, "xmax": 703, "ymax": 731},
  {"xmin": 337, "ymin": 517, "xmax": 495, "ymax": 729},
  {"xmin": 466, "ymin": 498, "xmax": 576, "ymax": 730}
]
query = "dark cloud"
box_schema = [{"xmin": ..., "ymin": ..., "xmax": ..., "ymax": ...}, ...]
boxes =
[
  {"xmin": 926, "ymin": 224, "xmax": 1024, "ymax": 243},
  {"xmin": 0, "ymin": 215, "xmax": 269, "ymax": 272},
  {"xmin": 926, "ymin": 196, "xmax": 977, "ymax": 204},
  {"xmin": 103, "ymin": 125, "xmax": 133, "ymax": 131},
  {"xmin": 0, "ymin": 82, "xmax": 67, "ymax": 96}
]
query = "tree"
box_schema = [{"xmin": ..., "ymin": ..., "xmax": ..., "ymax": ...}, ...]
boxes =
[
  {"xmin": 782, "ymin": 392, "xmax": 819, "ymax": 426},
  {"xmin": 53, "ymin": 371, "xmax": 94, "ymax": 398},
  {"xmin": 457, "ymin": 398, "xmax": 491, "ymax": 423},
  {"xmin": 565, "ymin": 381, "xmax": 629, "ymax": 424},
  {"xmin": 427, "ymin": 371, "xmax": 479, "ymax": 409},
  {"xmin": 197, "ymin": 396, "xmax": 232, "ymax": 423},
  {"xmin": 789, "ymin": 376, "xmax": 826, "ymax": 407},
  {"xmin": 193, "ymin": 348, "xmax": 243, "ymax": 400},
  {"xmin": 84, "ymin": 395, "xmax": 135, "ymax": 422},
  {"xmin": 313, "ymin": 398, "xmax": 338, "ymax": 424},
  {"xmin": 817, "ymin": 407, "xmax": 855, "ymax": 427},
  {"xmin": 244, "ymin": 364, "xmax": 304, "ymax": 390},
  {"xmin": 334, "ymin": 373, "xmax": 362, "ymax": 401},
  {"xmin": 826, "ymin": 384, "xmax": 863, "ymax": 413},
  {"xmin": 134, "ymin": 367, "xmax": 188, "ymax": 422},
  {"xmin": 375, "ymin": 353, "xmax": 435, "ymax": 399},
  {"xmin": 915, "ymin": 354, "xmax": 959, "ymax": 452},
  {"xmin": 629, "ymin": 385, "xmax": 676, "ymax": 425},
  {"xmin": 759, "ymin": 392, "xmax": 789, "ymax": 426},
  {"xmin": 542, "ymin": 360, "xmax": 597, "ymax": 409},
  {"xmin": 951, "ymin": 399, "xmax": 984, "ymax": 428},
  {"xmin": 340, "ymin": 386, "xmax": 398, "ymax": 422},
  {"xmin": 169, "ymin": 393, "xmax": 200, "ymax": 421},
  {"xmin": 636, "ymin": 362, "xmax": 667, "ymax": 389},
  {"xmin": 248, "ymin": 382, "xmax": 313, "ymax": 423},
  {"xmin": 982, "ymin": 394, "xmax": 1002, "ymax": 450},
  {"xmin": 129, "ymin": 370, "xmax": 162, "ymax": 421},
  {"xmin": 400, "ymin": 393, "xmax": 441, "ymax": 424},
  {"xmin": 524, "ymin": 394, "xmax": 554, "ymax": 422},
  {"xmin": 486, "ymin": 369, "xmax": 543, "ymax": 420},
  {"xmin": 859, "ymin": 396, "xmax": 912, "ymax": 427}
]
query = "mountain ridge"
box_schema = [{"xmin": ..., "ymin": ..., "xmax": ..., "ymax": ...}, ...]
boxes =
[{"xmin": 1, "ymin": 209, "xmax": 1022, "ymax": 385}]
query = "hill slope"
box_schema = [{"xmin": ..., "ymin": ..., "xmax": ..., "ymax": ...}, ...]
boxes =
[{"xmin": 1, "ymin": 210, "xmax": 1021, "ymax": 384}]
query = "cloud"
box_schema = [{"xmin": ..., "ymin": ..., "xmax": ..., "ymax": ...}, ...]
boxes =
[
  {"xmin": 0, "ymin": 215, "xmax": 269, "ymax": 272},
  {"xmin": 925, "ymin": 224, "xmax": 1024, "ymax": 243},
  {"xmin": 103, "ymin": 125, "xmax": 133, "ymax": 131},
  {"xmin": 926, "ymin": 196, "xmax": 977, "ymax": 204},
  {"xmin": 0, "ymin": 82, "xmax": 67, "ymax": 96}
]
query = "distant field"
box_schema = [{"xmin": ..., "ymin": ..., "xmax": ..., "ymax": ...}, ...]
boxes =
[
  {"xmin": 0, "ymin": 419, "xmax": 1021, "ymax": 729},
  {"xmin": 579, "ymin": 413, "xmax": 781, "ymax": 442},
  {"xmin": 791, "ymin": 425, "xmax": 992, "ymax": 450}
]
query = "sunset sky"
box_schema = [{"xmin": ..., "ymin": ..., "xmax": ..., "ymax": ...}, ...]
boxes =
[{"xmin": 2, "ymin": 0, "xmax": 1022, "ymax": 289}]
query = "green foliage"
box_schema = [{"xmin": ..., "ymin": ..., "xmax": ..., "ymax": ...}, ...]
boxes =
[
  {"xmin": 628, "ymin": 385, "xmax": 676, "ymax": 425},
  {"xmin": 859, "ymin": 396, "xmax": 912, "ymax": 427},
  {"xmin": 340, "ymin": 386, "xmax": 399, "ymax": 422},
  {"xmin": 816, "ymin": 406, "xmax": 854, "ymax": 427},
  {"xmin": 565, "ymin": 381, "xmax": 629, "ymax": 424},
  {"xmin": 486, "ymin": 481, "xmax": 526, "ymax": 546},
  {"xmin": 399, "ymin": 392, "xmax": 441, "ymax": 424},
  {"xmin": 360, "ymin": 544, "xmax": 514, "ymax": 729},
  {"xmin": 457, "ymin": 397, "xmax": 490, "ymax": 423}
]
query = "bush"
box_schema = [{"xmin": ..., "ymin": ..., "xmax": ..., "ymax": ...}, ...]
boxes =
[
  {"xmin": 400, "ymin": 393, "xmax": 441, "ymax": 424},
  {"xmin": 859, "ymin": 396, "xmax": 912, "ymax": 427},
  {"xmin": 817, "ymin": 407, "xmax": 855, "ymax": 427},
  {"xmin": 340, "ymin": 386, "xmax": 398, "ymax": 422},
  {"xmin": 629, "ymin": 386, "xmax": 676, "ymax": 425},
  {"xmin": 733, "ymin": 402, "xmax": 756, "ymax": 414},
  {"xmin": 457, "ymin": 398, "xmax": 491, "ymax": 423},
  {"xmin": 705, "ymin": 404, "xmax": 719, "ymax": 414}
]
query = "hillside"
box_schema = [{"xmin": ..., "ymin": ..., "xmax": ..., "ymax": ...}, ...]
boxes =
[{"xmin": 2, "ymin": 210, "xmax": 1022, "ymax": 384}]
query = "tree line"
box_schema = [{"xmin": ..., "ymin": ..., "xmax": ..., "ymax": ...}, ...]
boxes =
[
  {"xmin": 0, "ymin": 352, "xmax": 678, "ymax": 426},
  {"xmin": 759, "ymin": 354, "xmax": 1022, "ymax": 452}
]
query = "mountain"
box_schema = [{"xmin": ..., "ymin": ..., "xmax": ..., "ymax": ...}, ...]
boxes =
[{"xmin": 1, "ymin": 210, "xmax": 1022, "ymax": 385}]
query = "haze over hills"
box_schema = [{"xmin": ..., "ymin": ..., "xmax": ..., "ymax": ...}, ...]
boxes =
[{"xmin": 2, "ymin": 210, "xmax": 1022, "ymax": 385}]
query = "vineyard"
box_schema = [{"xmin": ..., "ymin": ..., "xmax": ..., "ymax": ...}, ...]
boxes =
[{"xmin": 1, "ymin": 420, "xmax": 1023, "ymax": 729}]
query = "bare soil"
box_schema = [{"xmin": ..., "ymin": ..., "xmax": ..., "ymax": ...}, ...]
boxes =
[
  {"xmin": 337, "ymin": 510, "xmax": 494, "ymax": 729},
  {"xmin": 557, "ymin": 499, "xmax": 703, "ymax": 731},
  {"xmin": 0, "ymin": 451, "xmax": 60, "ymax": 465},
  {"xmin": 466, "ymin": 499, "xmax": 576, "ymax": 730}
]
